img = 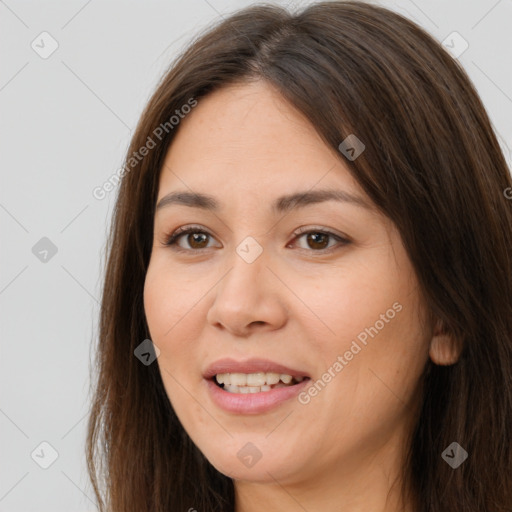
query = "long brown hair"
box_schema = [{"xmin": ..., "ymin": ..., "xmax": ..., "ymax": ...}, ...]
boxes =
[{"xmin": 86, "ymin": 1, "xmax": 512, "ymax": 510}]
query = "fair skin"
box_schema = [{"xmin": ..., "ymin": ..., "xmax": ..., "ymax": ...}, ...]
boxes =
[{"xmin": 143, "ymin": 80, "xmax": 460, "ymax": 512}]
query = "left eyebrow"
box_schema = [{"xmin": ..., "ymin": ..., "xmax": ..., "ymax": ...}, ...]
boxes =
[{"xmin": 155, "ymin": 188, "xmax": 373, "ymax": 214}]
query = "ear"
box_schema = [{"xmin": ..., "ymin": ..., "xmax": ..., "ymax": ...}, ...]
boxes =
[{"xmin": 429, "ymin": 318, "xmax": 463, "ymax": 366}]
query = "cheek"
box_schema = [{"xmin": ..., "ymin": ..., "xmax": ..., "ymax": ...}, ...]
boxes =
[
  {"xmin": 298, "ymin": 246, "xmax": 429, "ymax": 414},
  {"xmin": 287, "ymin": 250, "xmax": 406, "ymax": 349},
  {"xmin": 347, "ymin": 301, "xmax": 428, "ymax": 388},
  {"xmin": 303, "ymin": 301, "xmax": 428, "ymax": 460},
  {"xmin": 143, "ymin": 259, "xmax": 203, "ymax": 341},
  {"xmin": 143, "ymin": 258, "xmax": 216, "ymax": 381},
  {"xmin": 143, "ymin": 265, "xmax": 200, "ymax": 421},
  {"xmin": 143, "ymin": 262, "xmax": 193, "ymax": 383}
]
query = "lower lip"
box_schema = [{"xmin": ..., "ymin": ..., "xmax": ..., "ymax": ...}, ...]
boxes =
[{"xmin": 205, "ymin": 378, "xmax": 310, "ymax": 414}]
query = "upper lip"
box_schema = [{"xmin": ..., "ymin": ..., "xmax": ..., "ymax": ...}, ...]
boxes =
[{"xmin": 203, "ymin": 358, "xmax": 311, "ymax": 379}]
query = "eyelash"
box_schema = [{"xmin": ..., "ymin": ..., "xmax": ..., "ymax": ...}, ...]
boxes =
[{"xmin": 162, "ymin": 225, "xmax": 351, "ymax": 254}]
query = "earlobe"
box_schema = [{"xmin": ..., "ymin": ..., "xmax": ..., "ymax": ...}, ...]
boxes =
[{"xmin": 429, "ymin": 319, "xmax": 463, "ymax": 366}]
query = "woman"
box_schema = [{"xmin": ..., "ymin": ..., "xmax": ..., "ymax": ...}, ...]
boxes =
[{"xmin": 86, "ymin": 1, "xmax": 512, "ymax": 511}]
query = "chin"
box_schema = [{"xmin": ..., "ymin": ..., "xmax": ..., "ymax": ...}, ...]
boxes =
[{"xmin": 196, "ymin": 438, "xmax": 305, "ymax": 483}]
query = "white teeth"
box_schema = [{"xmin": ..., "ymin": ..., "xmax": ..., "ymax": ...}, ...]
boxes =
[
  {"xmin": 246, "ymin": 372, "xmax": 266, "ymax": 387},
  {"xmin": 229, "ymin": 373, "xmax": 247, "ymax": 386},
  {"xmin": 266, "ymin": 373, "xmax": 280, "ymax": 385},
  {"xmin": 222, "ymin": 382, "xmax": 296, "ymax": 394},
  {"xmin": 214, "ymin": 372, "xmax": 307, "ymax": 393},
  {"xmin": 237, "ymin": 385, "xmax": 270, "ymax": 394}
]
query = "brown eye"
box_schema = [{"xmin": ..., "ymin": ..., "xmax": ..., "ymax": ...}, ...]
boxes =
[
  {"xmin": 291, "ymin": 228, "xmax": 351, "ymax": 253},
  {"xmin": 164, "ymin": 226, "xmax": 217, "ymax": 251},
  {"xmin": 185, "ymin": 232, "xmax": 209, "ymax": 249},
  {"xmin": 304, "ymin": 232, "xmax": 330, "ymax": 250}
]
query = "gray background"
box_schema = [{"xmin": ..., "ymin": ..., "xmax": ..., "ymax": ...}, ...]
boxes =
[{"xmin": 1, "ymin": 0, "xmax": 511, "ymax": 510}]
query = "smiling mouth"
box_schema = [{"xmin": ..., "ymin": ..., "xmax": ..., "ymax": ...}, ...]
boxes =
[{"xmin": 213, "ymin": 372, "xmax": 310, "ymax": 394}]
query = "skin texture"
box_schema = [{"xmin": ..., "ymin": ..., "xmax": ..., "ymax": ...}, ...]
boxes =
[{"xmin": 143, "ymin": 80, "xmax": 458, "ymax": 512}]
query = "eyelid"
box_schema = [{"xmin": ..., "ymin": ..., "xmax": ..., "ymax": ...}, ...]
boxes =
[
  {"xmin": 162, "ymin": 224, "xmax": 351, "ymax": 253},
  {"xmin": 292, "ymin": 225, "xmax": 349, "ymax": 240}
]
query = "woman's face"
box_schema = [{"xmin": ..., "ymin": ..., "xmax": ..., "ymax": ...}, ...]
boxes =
[{"xmin": 144, "ymin": 80, "xmax": 432, "ymax": 486}]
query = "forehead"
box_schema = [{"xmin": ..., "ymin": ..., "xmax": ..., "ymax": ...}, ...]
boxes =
[{"xmin": 157, "ymin": 80, "xmax": 367, "ymax": 206}]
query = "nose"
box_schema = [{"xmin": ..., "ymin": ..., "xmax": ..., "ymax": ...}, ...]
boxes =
[{"xmin": 206, "ymin": 246, "xmax": 288, "ymax": 337}]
